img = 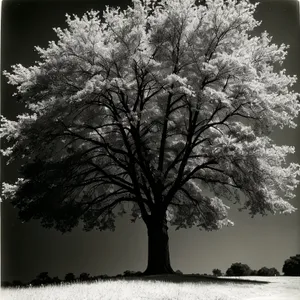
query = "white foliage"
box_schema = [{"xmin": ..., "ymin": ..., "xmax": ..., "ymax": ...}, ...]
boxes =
[{"xmin": 1, "ymin": 0, "xmax": 300, "ymax": 229}]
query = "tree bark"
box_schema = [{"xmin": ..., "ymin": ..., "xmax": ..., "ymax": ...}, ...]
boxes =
[{"xmin": 143, "ymin": 218, "xmax": 174, "ymax": 275}]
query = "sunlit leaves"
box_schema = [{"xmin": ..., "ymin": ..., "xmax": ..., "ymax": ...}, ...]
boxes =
[{"xmin": 1, "ymin": 0, "xmax": 299, "ymax": 232}]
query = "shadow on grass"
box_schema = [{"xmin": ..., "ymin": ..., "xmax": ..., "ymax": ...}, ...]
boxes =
[{"xmin": 114, "ymin": 274, "xmax": 270, "ymax": 285}]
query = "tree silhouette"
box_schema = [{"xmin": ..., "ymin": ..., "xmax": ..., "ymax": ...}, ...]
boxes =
[
  {"xmin": 212, "ymin": 268, "xmax": 222, "ymax": 277},
  {"xmin": 1, "ymin": 0, "xmax": 300, "ymax": 275},
  {"xmin": 282, "ymin": 254, "xmax": 300, "ymax": 276},
  {"xmin": 52, "ymin": 276, "xmax": 61, "ymax": 284},
  {"xmin": 36, "ymin": 272, "xmax": 52, "ymax": 284},
  {"xmin": 257, "ymin": 267, "xmax": 279, "ymax": 276},
  {"xmin": 64, "ymin": 273, "xmax": 76, "ymax": 282},
  {"xmin": 79, "ymin": 272, "xmax": 90, "ymax": 281},
  {"xmin": 226, "ymin": 263, "xmax": 252, "ymax": 276}
]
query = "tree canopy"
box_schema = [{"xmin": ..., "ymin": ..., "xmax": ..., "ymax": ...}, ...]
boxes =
[
  {"xmin": 1, "ymin": 0, "xmax": 300, "ymax": 274},
  {"xmin": 282, "ymin": 254, "xmax": 300, "ymax": 276},
  {"xmin": 226, "ymin": 262, "xmax": 252, "ymax": 276},
  {"xmin": 212, "ymin": 268, "xmax": 222, "ymax": 277},
  {"xmin": 257, "ymin": 267, "xmax": 279, "ymax": 276}
]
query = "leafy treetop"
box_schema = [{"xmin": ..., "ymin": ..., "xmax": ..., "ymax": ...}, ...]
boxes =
[{"xmin": 1, "ymin": 0, "xmax": 299, "ymax": 233}]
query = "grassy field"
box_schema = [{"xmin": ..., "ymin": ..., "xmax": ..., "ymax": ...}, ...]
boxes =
[{"xmin": 1, "ymin": 275, "xmax": 299, "ymax": 300}]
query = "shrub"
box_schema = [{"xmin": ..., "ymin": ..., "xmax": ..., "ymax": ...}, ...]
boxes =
[
  {"xmin": 30, "ymin": 278, "xmax": 41, "ymax": 286},
  {"xmin": 212, "ymin": 269, "xmax": 222, "ymax": 277},
  {"xmin": 1, "ymin": 281, "xmax": 12, "ymax": 287},
  {"xmin": 226, "ymin": 263, "xmax": 252, "ymax": 276},
  {"xmin": 64, "ymin": 272, "xmax": 76, "ymax": 282},
  {"xmin": 36, "ymin": 272, "xmax": 52, "ymax": 285},
  {"xmin": 52, "ymin": 276, "xmax": 61, "ymax": 284},
  {"xmin": 282, "ymin": 254, "xmax": 300, "ymax": 276},
  {"xmin": 257, "ymin": 267, "xmax": 279, "ymax": 276},
  {"xmin": 79, "ymin": 272, "xmax": 90, "ymax": 281}
]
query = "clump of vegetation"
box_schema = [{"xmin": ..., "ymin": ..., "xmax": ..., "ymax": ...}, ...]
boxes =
[
  {"xmin": 282, "ymin": 254, "xmax": 300, "ymax": 276},
  {"xmin": 224, "ymin": 263, "xmax": 280, "ymax": 277},
  {"xmin": 212, "ymin": 269, "xmax": 223, "ymax": 277},
  {"xmin": 79, "ymin": 272, "xmax": 90, "ymax": 281},
  {"xmin": 257, "ymin": 267, "xmax": 279, "ymax": 276},
  {"xmin": 64, "ymin": 273, "xmax": 76, "ymax": 282},
  {"xmin": 226, "ymin": 263, "xmax": 252, "ymax": 276}
]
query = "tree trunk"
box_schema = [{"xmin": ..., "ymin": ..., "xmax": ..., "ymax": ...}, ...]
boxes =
[{"xmin": 143, "ymin": 218, "xmax": 174, "ymax": 275}]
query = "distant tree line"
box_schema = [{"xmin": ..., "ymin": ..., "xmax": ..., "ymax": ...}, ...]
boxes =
[
  {"xmin": 212, "ymin": 263, "xmax": 280, "ymax": 277},
  {"xmin": 225, "ymin": 263, "xmax": 279, "ymax": 277},
  {"xmin": 1, "ymin": 270, "xmax": 142, "ymax": 288},
  {"xmin": 212, "ymin": 254, "xmax": 300, "ymax": 277},
  {"xmin": 2, "ymin": 254, "xmax": 300, "ymax": 287}
]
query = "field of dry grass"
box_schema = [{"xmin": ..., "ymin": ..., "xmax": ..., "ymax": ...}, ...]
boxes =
[{"xmin": 1, "ymin": 275, "xmax": 299, "ymax": 300}]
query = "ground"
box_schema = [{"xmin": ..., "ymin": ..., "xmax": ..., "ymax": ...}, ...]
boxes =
[{"xmin": 1, "ymin": 275, "xmax": 299, "ymax": 300}]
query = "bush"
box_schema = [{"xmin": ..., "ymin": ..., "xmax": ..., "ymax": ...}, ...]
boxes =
[
  {"xmin": 269, "ymin": 268, "xmax": 280, "ymax": 276},
  {"xmin": 79, "ymin": 272, "xmax": 90, "ymax": 281},
  {"xmin": 212, "ymin": 269, "xmax": 222, "ymax": 277},
  {"xmin": 64, "ymin": 272, "xmax": 76, "ymax": 282},
  {"xmin": 226, "ymin": 263, "xmax": 252, "ymax": 276},
  {"xmin": 52, "ymin": 276, "xmax": 61, "ymax": 284},
  {"xmin": 30, "ymin": 278, "xmax": 41, "ymax": 286},
  {"xmin": 12, "ymin": 280, "xmax": 23, "ymax": 287},
  {"xmin": 1, "ymin": 281, "xmax": 12, "ymax": 287},
  {"xmin": 36, "ymin": 272, "xmax": 52, "ymax": 285},
  {"xmin": 91, "ymin": 275, "xmax": 105, "ymax": 281},
  {"xmin": 257, "ymin": 267, "xmax": 280, "ymax": 276},
  {"xmin": 225, "ymin": 268, "xmax": 234, "ymax": 276},
  {"xmin": 282, "ymin": 254, "xmax": 300, "ymax": 276}
]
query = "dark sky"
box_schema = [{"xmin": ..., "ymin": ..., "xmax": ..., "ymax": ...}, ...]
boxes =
[{"xmin": 1, "ymin": 0, "xmax": 300, "ymax": 283}]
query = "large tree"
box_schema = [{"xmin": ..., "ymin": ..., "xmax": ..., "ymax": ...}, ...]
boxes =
[{"xmin": 1, "ymin": 0, "xmax": 300, "ymax": 275}]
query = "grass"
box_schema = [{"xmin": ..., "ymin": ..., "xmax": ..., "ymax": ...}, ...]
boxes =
[{"xmin": 1, "ymin": 275, "xmax": 300, "ymax": 300}]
